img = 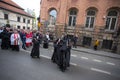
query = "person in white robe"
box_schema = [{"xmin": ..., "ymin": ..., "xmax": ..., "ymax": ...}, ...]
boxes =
[{"xmin": 10, "ymin": 30, "xmax": 20, "ymax": 51}]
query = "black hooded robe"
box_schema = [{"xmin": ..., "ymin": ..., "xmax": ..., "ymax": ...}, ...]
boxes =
[{"xmin": 30, "ymin": 38, "xmax": 40, "ymax": 58}]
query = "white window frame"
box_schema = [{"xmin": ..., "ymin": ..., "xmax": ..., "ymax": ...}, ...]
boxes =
[
  {"xmin": 85, "ymin": 10, "xmax": 96, "ymax": 29},
  {"xmin": 68, "ymin": 15, "xmax": 76, "ymax": 27},
  {"xmin": 85, "ymin": 16, "xmax": 95, "ymax": 28},
  {"xmin": 105, "ymin": 16, "xmax": 118, "ymax": 31}
]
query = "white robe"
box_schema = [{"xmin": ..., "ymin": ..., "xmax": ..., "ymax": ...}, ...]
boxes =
[
  {"xmin": 46, "ymin": 34, "xmax": 50, "ymax": 41},
  {"xmin": 10, "ymin": 33, "xmax": 20, "ymax": 45}
]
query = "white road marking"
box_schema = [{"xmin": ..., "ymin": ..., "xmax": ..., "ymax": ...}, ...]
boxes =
[
  {"xmin": 21, "ymin": 49, "xmax": 51, "ymax": 59},
  {"xmin": 70, "ymin": 63, "xmax": 77, "ymax": 66},
  {"xmin": 41, "ymin": 55, "xmax": 51, "ymax": 59},
  {"xmin": 81, "ymin": 57, "xmax": 88, "ymax": 60},
  {"xmin": 71, "ymin": 54, "xmax": 77, "ymax": 57},
  {"xmin": 21, "ymin": 49, "xmax": 78, "ymax": 66},
  {"xmin": 93, "ymin": 59, "xmax": 102, "ymax": 62},
  {"xmin": 106, "ymin": 62, "xmax": 115, "ymax": 66},
  {"xmin": 21, "ymin": 49, "xmax": 30, "ymax": 53},
  {"xmin": 91, "ymin": 68, "xmax": 111, "ymax": 75},
  {"xmin": 51, "ymin": 50, "xmax": 53, "ymax": 52}
]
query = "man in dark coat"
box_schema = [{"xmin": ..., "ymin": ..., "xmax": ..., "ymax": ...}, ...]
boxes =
[
  {"xmin": 58, "ymin": 40, "xmax": 68, "ymax": 72},
  {"xmin": 43, "ymin": 36, "xmax": 49, "ymax": 49},
  {"xmin": 36, "ymin": 32, "xmax": 43, "ymax": 44},
  {"xmin": 30, "ymin": 37, "xmax": 40, "ymax": 58},
  {"xmin": 51, "ymin": 38, "xmax": 60, "ymax": 63},
  {"xmin": 20, "ymin": 30, "xmax": 26, "ymax": 50},
  {"xmin": 73, "ymin": 35, "xmax": 78, "ymax": 48},
  {"xmin": 0, "ymin": 25, "xmax": 10, "ymax": 49}
]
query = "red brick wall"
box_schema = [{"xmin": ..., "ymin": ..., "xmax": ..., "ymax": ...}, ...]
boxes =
[{"xmin": 40, "ymin": 0, "xmax": 120, "ymax": 27}]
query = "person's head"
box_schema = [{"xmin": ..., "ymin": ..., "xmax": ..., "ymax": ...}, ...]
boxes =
[
  {"xmin": 75, "ymin": 34, "xmax": 78, "ymax": 37},
  {"xmin": 46, "ymin": 32, "xmax": 49, "ymax": 35},
  {"xmin": 5, "ymin": 24, "xmax": 10, "ymax": 31},
  {"xmin": 0, "ymin": 27, "xmax": 3, "ymax": 30},
  {"xmin": 21, "ymin": 29, "xmax": 25, "ymax": 33},
  {"xmin": 14, "ymin": 29, "xmax": 18, "ymax": 34}
]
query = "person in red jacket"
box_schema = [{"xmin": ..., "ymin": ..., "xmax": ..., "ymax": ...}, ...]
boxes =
[{"xmin": 26, "ymin": 31, "xmax": 33, "ymax": 47}]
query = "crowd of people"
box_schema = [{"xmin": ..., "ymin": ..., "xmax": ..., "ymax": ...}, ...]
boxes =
[
  {"xmin": 0, "ymin": 24, "xmax": 43, "ymax": 51},
  {"xmin": 0, "ymin": 24, "xmax": 75, "ymax": 72},
  {"xmin": 0, "ymin": 24, "xmax": 101, "ymax": 72}
]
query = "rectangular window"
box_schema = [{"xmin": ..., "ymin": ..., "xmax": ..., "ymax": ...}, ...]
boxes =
[
  {"xmin": 105, "ymin": 17, "xmax": 117, "ymax": 30},
  {"xmin": 23, "ymin": 26, "xmax": 25, "ymax": 29},
  {"xmin": 102, "ymin": 40, "xmax": 113, "ymax": 49},
  {"xmin": 4, "ymin": 14, "xmax": 8, "ymax": 20},
  {"xmin": 82, "ymin": 36, "xmax": 92, "ymax": 46},
  {"xmin": 27, "ymin": 27, "xmax": 30, "ymax": 30},
  {"xmin": 23, "ymin": 18, "xmax": 26, "ymax": 23},
  {"xmin": 68, "ymin": 16, "xmax": 76, "ymax": 27},
  {"xmin": 27, "ymin": 20, "xmax": 30, "ymax": 24},
  {"xmin": 17, "ymin": 26, "xmax": 20, "ymax": 29},
  {"xmin": 85, "ymin": 16, "xmax": 94, "ymax": 28},
  {"xmin": 17, "ymin": 17, "xmax": 21, "ymax": 22}
]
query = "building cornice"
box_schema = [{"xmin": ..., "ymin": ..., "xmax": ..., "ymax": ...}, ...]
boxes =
[
  {"xmin": 0, "ymin": 0, "xmax": 24, "ymax": 10},
  {"xmin": 0, "ymin": 7, "xmax": 34, "ymax": 18}
]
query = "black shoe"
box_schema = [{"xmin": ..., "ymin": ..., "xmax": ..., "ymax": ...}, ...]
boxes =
[
  {"xmin": 31, "ymin": 56, "xmax": 34, "ymax": 58},
  {"xmin": 37, "ymin": 56, "xmax": 40, "ymax": 58},
  {"xmin": 22, "ymin": 47, "xmax": 26, "ymax": 50},
  {"xmin": 61, "ymin": 69, "xmax": 65, "ymax": 72}
]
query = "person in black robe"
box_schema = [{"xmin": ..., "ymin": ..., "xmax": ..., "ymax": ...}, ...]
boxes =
[
  {"xmin": 58, "ymin": 40, "xmax": 68, "ymax": 72},
  {"xmin": 30, "ymin": 37, "xmax": 40, "ymax": 58},
  {"xmin": 43, "ymin": 36, "xmax": 49, "ymax": 49},
  {"xmin": 51, "ymin": 38, "xmax": 60, "ymax": 63},
  {"xmin": 0, "ymin": 27, "xmax": 10, "ymax": 49},
  {"xmin": 66, "ymin": 39, "xmax": 72, "ymax": 67}
]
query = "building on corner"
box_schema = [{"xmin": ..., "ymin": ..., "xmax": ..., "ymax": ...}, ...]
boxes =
[{"xmin": 0, "ymin": 0, "xmax": 34, "ymax": 30}]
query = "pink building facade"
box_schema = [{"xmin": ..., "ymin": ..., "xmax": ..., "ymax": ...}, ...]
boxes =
[{"xmin": 40, "ymin": 0, "xmax": 120, "ymax": 53}]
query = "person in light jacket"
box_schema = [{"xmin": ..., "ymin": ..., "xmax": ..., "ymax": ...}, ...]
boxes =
[{"xmin": 10, "ymin": 30, "xmax": 20, "ymax": 51}]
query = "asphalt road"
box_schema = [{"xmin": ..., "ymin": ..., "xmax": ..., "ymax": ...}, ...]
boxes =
[{"xmin": 0, "ymin": 46, "xmax": 120, "ymax": 80}]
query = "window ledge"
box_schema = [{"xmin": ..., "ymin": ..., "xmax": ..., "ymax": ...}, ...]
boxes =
[
  {"xmin": 104, "ymin": 30, "xmax": 115, "ymax": 33},
  {"xmin": 84, "ymin": 28, "xmax": 94, "ymax": 31}
]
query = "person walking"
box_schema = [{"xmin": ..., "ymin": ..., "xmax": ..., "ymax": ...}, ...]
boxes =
[
  {"xmin": 51, "ymin": 38, "xmax": 61, "ymax": 63},
  {"xmin": 30, "ymin": 37, "xmax": 40, "ymax": 58},
  {"xmin": 94, "ymin": 39, "xmax": 99, "ymax": 50},
  {"xmin": 10, "ymin": 30, "xmax": 20, "ymax": 51},
  {"xmin": 0, "ymin": 27, "xmax": 3, "ymax": 46},
  {"xmin": 20, "ymin": 30, "xmax": 26, "ymax": 50},
  {"xmin": 73, "ymin": 35, "xmax": 78, "ymax": 48},
  {"xmin": 0, "ymin": 25, "xmax": 10, "ymax": 49}
]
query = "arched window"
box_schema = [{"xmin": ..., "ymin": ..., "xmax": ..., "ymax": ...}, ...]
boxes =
[
  {"xmin": 68, "ymin": 9, "xmax": 77, "ymax": 27},
  {"xmin": 49, "ymin": 9, "xmax": 57, "ymax": 25},
  {"xmin": 105, "ymin": 10, "xmax": 118, "ymax": 30},
  {"xmin": 85, "ymin": 10, "xmax": 96, "ymax": 28}
]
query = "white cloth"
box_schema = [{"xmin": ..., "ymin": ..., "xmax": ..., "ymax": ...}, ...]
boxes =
[
  {"xmin": 26, "ymin": 38, "xmax": 32, "ymax": 43},
  {"xmin": 0, "ymin": 30, "xmax": 2, "ymax": 45},
  {"xmin": 46, "ymin": 34, "xmax": 50, "ymax": 41},
  {"xmin": 0, "ymin": 30, "xmax": 3, "ymax": 33},
  {"xmin": 10, "ymin": 33, "xmax": 20, "ymax": 45}
]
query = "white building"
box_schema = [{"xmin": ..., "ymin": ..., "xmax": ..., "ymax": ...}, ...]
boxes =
[{"xmin": 0, "ymin": 0, "xmax": 34, "ymax": 30}]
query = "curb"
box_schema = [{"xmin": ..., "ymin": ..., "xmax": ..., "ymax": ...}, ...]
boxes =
[
  {"xmin": 49, "ymin": 43, "xmax": 120, "ymax": 60},
  {"xmin": 72, "ymin": 49, "xmax": 120, "ymax": 60}
]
